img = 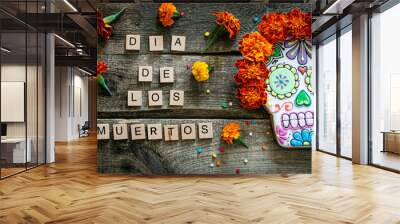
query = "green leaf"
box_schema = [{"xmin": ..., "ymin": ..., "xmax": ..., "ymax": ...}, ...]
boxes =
[{"xmin": 103, "ymin": 7, "xmax": 127, "ymax": 25}]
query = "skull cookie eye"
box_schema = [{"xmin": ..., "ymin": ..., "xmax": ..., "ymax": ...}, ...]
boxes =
[{"xmin": 266, "ymin": 64, "xmax": 299, "ymax": 99}]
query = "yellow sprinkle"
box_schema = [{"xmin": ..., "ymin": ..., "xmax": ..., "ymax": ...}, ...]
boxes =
[{"xmin": 204, "ymin": 31, "xmax": 210, "ymax": 37}]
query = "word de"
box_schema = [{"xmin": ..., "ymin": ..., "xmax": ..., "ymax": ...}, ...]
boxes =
[
  {"xmin": 97, "ymin": 122, "xmax": 213, "ymax": 141},
  {"xmin": 128, "ymin": 90, "xmax": 184, "ymax": 107},
  {"xmin": 138, "ymin": 66, "xmax": 174, "ymax": 83},
  {"xmin": 126, "ymin": 35, "xmax": 186, "ymax": 52}
]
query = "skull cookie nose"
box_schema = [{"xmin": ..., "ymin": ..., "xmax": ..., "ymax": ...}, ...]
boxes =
[{"xmin": 295, "ymin": 90, "xmax": 311, "ymax": 107}]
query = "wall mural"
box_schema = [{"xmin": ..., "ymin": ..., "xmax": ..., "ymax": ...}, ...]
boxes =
[{"xmin": 97, "ymin": 3, "xmax": 312, "ymax": 175}]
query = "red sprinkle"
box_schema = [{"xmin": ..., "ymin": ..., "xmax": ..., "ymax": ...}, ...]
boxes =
[
  {"xmin": 180, "ymin": 11, "xmax": 185, "ymax": 17},
  {"xmin": 219, "ymin": 147, "xmax": 225, "ymax": 153},
  {"xmin": 245, "ymin": 120, "xmax": 251, "ymax": 125},
  {"xmin": 235, "ymin": 168, "xmax": 240, "ymax": 174}
]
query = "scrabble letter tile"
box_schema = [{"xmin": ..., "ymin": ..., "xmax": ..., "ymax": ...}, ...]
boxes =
[
  {"xmin": 113, "ymin": 123, "xmax": 128, "ymax": 140},
  {"xmin": 198, "ymin": 122, "xmax": 213, "ymax": 139},
  {"xmin": 164, "ymin": 125, "xmax": 179, "ymax": 141},
  {"xmin": 127, "ymin": 91, "xmax": 142, "ymax": 107},
  {"xmin": 147, "ymin": 124, "xmax": 163, "ymax": 140},
  {"xmin": 126, "ymin": 34, "xmax": 140, "ymax": 51},
  {"xmin": 97, "ymin": 124, "xmax": 110, "ymax": 140},
  {"xmin": 181, "ymin": 123, "xmax": 196, "ymax": 140},
  {"xmin": 149, "ymin": 36, "xmax": 163, "ymax": 51},
  {"xmin": 148, "ymin": 90, "xmax": 163, "ymax": 106},
  {"xmin": 160, "ymin": 67, "xmax": 174, "ymax": 83},
  {"xmin": 169, "ymin": 90, "xmax": 184, "ymax": 106},
  {"xmin": 171, "ymin": 35, "xmax": 186, "ymax": 52},
  {"xmin": 138, "ymin": 66, "xmax": 152, "ymax": 82},
  {"xmin": 131, "ymin": 124, "xmax": 146, "ymax": 140}
]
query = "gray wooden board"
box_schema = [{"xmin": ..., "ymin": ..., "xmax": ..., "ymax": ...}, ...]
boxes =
[
  {"xmin": 98, "ymin": 119, "xmax": 311, "ymax": 174},
  {"xmin": 97, "ymin": 54, "xmax": 267, "ymax": 119},
  {"xmin": 98, "ymin": 3, "xmax": 311, "ymax": 54},
  {"xmin": 97, "ymin": 2, "xmax": 312, "ymax": 175}
]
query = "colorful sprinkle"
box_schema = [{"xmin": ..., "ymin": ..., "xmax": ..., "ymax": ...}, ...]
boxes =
[
  {"xmin": 251, "ymin": 120, "xmax": 257, "ymax": 125},
  {"xmin": 221, "ymin": 102, "xmax": 229, "ymax": 109},
  {"xmin": 216, "ymin": 160, "xmax": 221, "ymax": 167},
  {"xmin": 196, "ymin": 147, "xmax": 204, "ymax": 154},
  {"xmin": 210, "ymin": 163, "xmax": 215, "ymax": 168},
  {"xmin": 204, "ymin": 31, "xmax": 210, "ymax": 37},
  {"xmin": 252, "ymin": 16, "xmax": 261, "ymax": 23},
  {"xmin": 262, "ymin": 144, "xmax": 268, "ymax": 151},
  {"xmin": 206, "ymin": 89, "xmax": 211, "ymax": 94},
  {"xmin": 228, "ymin": 102, "xmax": 233, "ymax": 106},
  {"xmin": 235, "ymin": 168, "xmax": 241, "ymax": 174},
  {"xmin": 212, "ymin": 153, "xmax": 217, "ymax": 159},
  {"xmin": 245, "ymin": 120, "xmax": 251, "ymax": 125},
  {"xmin": 249, "ymin": 132, "xmax": 253, "ymax": 136},
  {"xmin": 219, "ymin": 147, "xmax": 225, "ymax": 153},
  {"xmin": 243, "ymin": 158, "xmax": 248, "ymax": 164},
  {"xmin": 180, "ymin": 11, "xmax": 185, "ymax": 17}
]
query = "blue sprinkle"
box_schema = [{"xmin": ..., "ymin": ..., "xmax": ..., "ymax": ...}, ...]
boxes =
[
  {"xmin": 252, "ymin": 16, "xmax": 261, "ymax": 23},
  {"xmin": 251, "ymin": 120, "xmax": 257, "ymax": 125},
  {"xmin": 196, "ymin": 147, "xmax": 204, "ymax": 154}
]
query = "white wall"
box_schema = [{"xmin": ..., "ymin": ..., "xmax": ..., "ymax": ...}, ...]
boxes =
[{"xmin": 54, "ymin": 66, "xmax": 89, "ymax": 141}]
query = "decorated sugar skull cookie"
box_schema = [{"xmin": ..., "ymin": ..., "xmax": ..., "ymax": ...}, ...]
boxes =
[{"xmin": 264, "ymin": 40, "xmax": 314, "ymax": 148}]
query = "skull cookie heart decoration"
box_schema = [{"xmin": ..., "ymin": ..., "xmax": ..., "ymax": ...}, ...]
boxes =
[{"xmin": 236, "ymin": 8, "xmax": 314, "ymax": 149}]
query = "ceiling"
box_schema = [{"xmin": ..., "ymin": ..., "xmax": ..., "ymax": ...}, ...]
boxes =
[{"xmin": 0, "ymin": 0, "xmax": 394, "ymax": 71}]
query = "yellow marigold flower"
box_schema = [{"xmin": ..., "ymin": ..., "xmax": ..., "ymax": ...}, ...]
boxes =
[
  {"xmin": 192, "ymin": 61, "xmax": 210, "ymax": 82},
  {"xmin": 222, "ymin": 122, "xmax": 241, "ymax": 144}
]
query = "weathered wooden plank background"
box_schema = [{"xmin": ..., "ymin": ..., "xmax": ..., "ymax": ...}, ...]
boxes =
[{"xmin": 97, "ymin": 2, "xmax": 311, "ymax": 175}]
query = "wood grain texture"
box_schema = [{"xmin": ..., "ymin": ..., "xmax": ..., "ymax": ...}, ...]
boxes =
[
  {"xmin": 97, "ymin": 2, "xmax": 312, "ymax": 174},
  {"xmin": 1, "ymin": 137, "xmax": 400, "ymax": 223},
  {"xmin": 97, "ymin": 54, "xmax": 267, "ymax": 119},
  {"xmin": 98, "ymin": 119, "xmax": 310, "ymax": 174},
  {"xmin": 98, "ymin": 3, "xmax": 311, "ymax": 54}
]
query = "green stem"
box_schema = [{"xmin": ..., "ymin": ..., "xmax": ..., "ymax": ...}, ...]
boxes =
[
  {"xmin": 234, "ymin": 138, "xmax": 248, "ymax": 149},
  {"xmin": 208, "ymin": 66, "xmax": 214, "ymax": 73},
  {"xmin": 203, "ymin": 25, "xmax": 226, "ymax": 53}
]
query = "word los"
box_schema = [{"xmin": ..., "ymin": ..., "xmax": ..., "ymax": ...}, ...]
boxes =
[
  {"xmin": 97, "ymin": 122, "xmax": 213, "ymax": 141},
  {"xmin": 128, "ymin": 90, "xmax": 184, "ymax": 106},
  {"xmin": 126, "ymin": 35, "xmax": 185, "ymax": 52}
]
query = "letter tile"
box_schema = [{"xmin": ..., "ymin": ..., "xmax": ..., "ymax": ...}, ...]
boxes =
[
  {"xmin": 181, "ymin": 123, "xmax": 196, "ymax": 140},
  {"xmin": 97, "ymin": 124, "xmax": 110, "ymax": 140},
  {"xmin": 148, "ymin": 90, "xmax": 163, "ymax": 106},
  {"xmin": 127, "ymin": 91, "xmax": 142, "ymax": 107},
  {"xmin": 198, "ymin": 122, "xmax": 213, "ymax": 139},
  {"xmin": 147, "ymin": 124, "xmax": 163, "ymax": 140},
  {"xmin": 113, "ymin": 123, "xmax": 128, "ymax": 140},
  {"xmin": 131, "ymin": 124, "xmax": 146, "ymax": 140},
  {"xmin": 164, "ymin": 125, "xmax": 179, "ymax": 141},
  {"xmin": 149, "ymin": 36, "xmax": 164, "ymax": 51},
  {"xmin": 160, "ymin": 67, "xmax": 174, "ymax": 83},
  {"xmin": 169, "ymin": 90, "xmax": 184, "ymax": 106},
  {"xmin": 138, "ymin": 66, "xmax": 153, "ymax": 82},
  {"xmin": 126, "ymin": 34, "xmax": 140, "ymax": 51},
  {"xmin": 171, "ymin": 35, "xmax": 186, "ymax": 52}
]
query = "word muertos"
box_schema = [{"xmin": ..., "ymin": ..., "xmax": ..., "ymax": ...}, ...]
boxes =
[{"xmin": 97, "ymin": 122, "xmax": 213, "ymax": 141}]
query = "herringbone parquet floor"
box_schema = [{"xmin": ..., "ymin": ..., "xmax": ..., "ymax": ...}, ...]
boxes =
[{"xmin": 1, "ymin": 136, "xmax": 400, "ymax": 224}]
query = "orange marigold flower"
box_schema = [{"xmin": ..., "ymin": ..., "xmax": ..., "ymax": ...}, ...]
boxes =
[
  {"xmin": 97, "ymin": 60, "xmax": 108, "ymax": 75},
  {"xmin": 221, "ymin": 122, "xmax": 241, "ymax": 144},
  {"xmin": 158, "ymin": 3, "xmax": 177, "ymax": 27},
  {"xmin": 238, "ymin": 32, "xmax": 274, "ymax": 63},
  {"xmin": 287, "ymin": 8, "xmax": 311, "ymax": 40},
  {"xmin": 258, "ymin": 13, "xmax": 288, "ymax": 44},
  {"xmin": 97, "ymin": 12, "xmax": 113, "ymax": 40},
  {"xmin": 214, "ymin": 11, "xmax": 240, "ymax": 39},
  {"xmin": 237, "ymin": 84, "xmax": 267, "ymax": 109},
  {"xmin": 234, "ymin": 59, "xmax": 269, "ymax": 85}
]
